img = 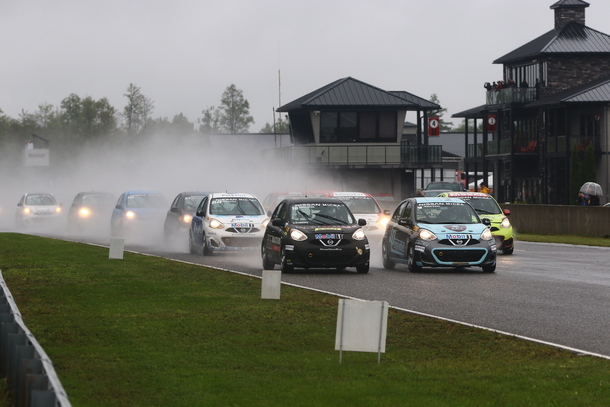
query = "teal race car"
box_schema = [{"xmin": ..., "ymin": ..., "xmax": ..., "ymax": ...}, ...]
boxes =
[{"xmin": 381, "ymin": 197, "xmax": 497, "ymax": 273}]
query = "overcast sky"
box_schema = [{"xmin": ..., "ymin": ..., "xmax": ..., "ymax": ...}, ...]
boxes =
[{"xmin": 2, "ymin": 0, "xmax": 610, "ymax": 131}]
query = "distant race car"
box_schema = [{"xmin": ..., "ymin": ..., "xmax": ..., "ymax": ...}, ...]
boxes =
[
  {"xmin": 15, "ymin": 192, "xmax": 62, "ymax": 228},
  {"xmin": 422, "ymin": 181, "xmax": 467, "ymax": 197},
  {"xmin": 164, "ymin": 191, "xmax": 209, "ymax": 238},
  {"xmin": 437, "ymin": 191, "xmax": 514, "ymax": 254},
  {"xmin": 67, "ymin": 191, "xmax": 115, "ymax": 231},
  {"xmin": 261, "ymin": 197, "xmax": 370, "ymax": 273},
  {"xmin": 382, "ymin": 197, "xmax": 497, "ymax": 273},
  {"xmin": 189, "ymin": 192, "xmax": 269, "ymax": 255},
  {"xmin": 111, "ymin": 191, "xmax": 168, "ymax": 237},
  {"xmin": 325, "ymin": 192, "xmax": 390, "ymax": 238}
]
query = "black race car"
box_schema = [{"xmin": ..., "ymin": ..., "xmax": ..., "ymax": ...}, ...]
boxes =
[{"xmin": 261, "ymin": 197, "xmax": 370, "ymax": 273}]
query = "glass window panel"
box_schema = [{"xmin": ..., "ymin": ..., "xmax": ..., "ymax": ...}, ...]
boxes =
[
  {"xmin": 320, "ymin": 112, "xmax": 338, "ymax": 143},
  {"xmin": 359, "ymin": 112, "xmax": 376, "ymax": 140},
  {"xmin": 378, "ymin": 111, "xmax": 397, "ymax": 141}
]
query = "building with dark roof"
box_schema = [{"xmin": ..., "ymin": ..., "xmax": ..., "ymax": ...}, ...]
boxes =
[
  {"xmin": 263, "ymin": 77, "xmax": 444, "ymax": 198},
  {"xmin": 454, "ymin": 0, "xmax": 610, "ymax": 204}
]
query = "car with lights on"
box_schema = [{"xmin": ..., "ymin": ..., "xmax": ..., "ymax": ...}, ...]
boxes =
[
  {"xmin": 261, "ymin": 197, "xmax": 370, "ymax": 273},
  {"xmin": 322, "ymin": 192, "xmax": 390, "ymax": 238},
  {"xmin": 422, "ymin": 181, "xmax": 467, "ymax": 197},
  {"xmin": 381, "ymin": 197, "xmax": 497, "ymax": 273},
  {"xmin": 189, "ymin": 193, "xmax": 269, "ymax": 255},
  {"xmin": 67, "ymin": 192, "xmax": 115, "ymax": 231},
  {"xmin": 164, "ymin": 191, "xmax": 209, "ymax": 238},
  {"xmin": 110, "ymin": 191, "xmax": 168, "ymax": 237},
  {"xmin": 437, "ymin": 191, "xmax": 514, "ymax": 254},
  {"xmin": 15, "ymin": 193, "xmax": 63, "ymax": 228}
]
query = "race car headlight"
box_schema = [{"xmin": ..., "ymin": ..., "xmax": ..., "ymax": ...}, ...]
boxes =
[
  {"xmin": 125, "ymin": 211, "xmax": 136, "ymax": 219},
  {"xmin": 55, "ymin": 207, "xmax": 62, "ymax": 213},
  {"xmin": 500, "ymin": 217, "xmax": 511, "ymax": 228},
  {"xmin": 419, "ymin": 228, "xmax": 437, "ymax": 241},
  {"xmin": 181, "ymin": 214, "xmax": 193, "ymax": 224},
  {"xmin": 209, "ymin": 218, "xmax": 224, "ymax": 229},
  {"xmin": 290, "ymin": 228, "xmax": 307, "ymax": 242},
  {"xmin": 23, "ymin": 207, "xmax": 31, "ymax": 214},
  {"xmin": 378, "ymin": 216, "xmax": 390, "ymax": 228},
  {"xmin": 79, "ymin": 208, "xmax": 90, "ymax": 217},
  {"xmin": 261, "ymin": 218, "xmax": 270, "ymax": 230},
  {"xmin": 352, "ymin": 228, "xmax": 366, "ymax": 241},
  {"xmin": 480, "ymin": 228, "xmax": 493, "ymax": 241}
]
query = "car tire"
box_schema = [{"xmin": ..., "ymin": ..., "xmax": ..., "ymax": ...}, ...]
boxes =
[
  {"xmin": 407, "ymin": 244, "xmax": 422, "ymax": 273},
  {"xmin": 280, "ymin": 246, "xmax": 294, "ymax": 273},
  {"xmin": 381, "ymin": 241, "xmax": 396, "ymax": 270},
  {"xmin": 261, "ymin": 243, "xmax": 275, "ymax": 270},
  {"xmin": 356, "ymin": 263, "xmax": 369, "ymax": 274},
  {"xmin": 188, "ymin": 231, "xmax": 198, "ymax": 254},
  {"xmin": 482, "ymin": 263, "xmax": 496, "ymax": 273},
  {"xmin": 202, "ymin": 233, "xmax": 212, "ymax": 256}
]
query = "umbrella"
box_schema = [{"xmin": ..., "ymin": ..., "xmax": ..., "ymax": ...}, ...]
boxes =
[{"xmin": 579, "ymin": 182, "xmax": 603, "ymax": 197}]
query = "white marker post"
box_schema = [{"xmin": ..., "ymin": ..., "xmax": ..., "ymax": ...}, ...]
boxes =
[
  {"xmin": 335, "ymin": 299, "xmax": 388, "ymax": 364},
  {"xmin": 261, "ymin": 269, "xmax": 281, "ymax": 299},
  {"xmin": 109, "ymin": 237, "xmax": 125, "ymax": 259}
]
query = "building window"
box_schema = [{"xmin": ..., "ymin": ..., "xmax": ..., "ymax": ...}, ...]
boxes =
[{"xmin": 320, "ymin": 111, "xmax": 397, "ymax": 143}]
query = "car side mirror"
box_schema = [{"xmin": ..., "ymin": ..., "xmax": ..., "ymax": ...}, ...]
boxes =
[
  {"xmin": 383, "ymin": 210, "xmax": 391, "ymax": 215},
  {"xmin": 398, "ymin": 218, "xmax": 409, "ymax": 226},
  {"xmin": 171, "ymin": 207, "xmax": 180, "ymax": 213},
  {"xmin": 482, "ymin": 218, "xmax": 492, "ymax": 227},
  {"xmin": 358, "ymin": 218, "xmax": 367, "ymax": 226},
  {"xmin": 196, "ymin": 210, "xmax": 205, "ymax": 217},
  {"xmin": 272, "ymin": 218, "xmax": 284, "ymax": 227},
  {"xmin": 503, "ymin": 209, "xmax": 511, "ymax": 216},
  {"xmin": 17, "ymin": 203, "xmax": 22, "ymax": 207},
  {"xmin": 115, "ymin": 204, "xmax": 123, "ymax": 210}
]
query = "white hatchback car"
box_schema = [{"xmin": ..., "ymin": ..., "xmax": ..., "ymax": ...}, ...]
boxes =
[
  {"xmin": 16, "ymin": 193, "xmax": 62, "ymax": 228},
  {"xmin": 189, "ymin": 193, "xmax": 269, "ymax": 255},
  {"xmin": 327, "ymin": 192, "xmax": 390, "ymax": 238}
]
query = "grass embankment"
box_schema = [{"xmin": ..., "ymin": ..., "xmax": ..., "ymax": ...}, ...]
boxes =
[
  {"xmin": 517, "ymin": 233, "xmax": 610, "ymax": 247},
  {"xmin": 0, "ymin": 233, "xmax": 609, "ymax": 406}
]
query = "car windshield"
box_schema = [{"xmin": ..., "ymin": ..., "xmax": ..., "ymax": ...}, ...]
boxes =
[
  {"xmin": 183, "ymin": 196, "xmax": 206, "ymax": 211},
  {"xmin": 462, "ymin": 197, "xmax": 502, "ymax": 215},
  {"xmin": 289, "ymin": 202, "xmax": 355, "ymax": 226},
  {"xmin": 82, "ymin": 194, "xmax": 114, "ymax": 207},
  {"xmin": 126, "ymin": 194, "xmax": 166, "ymax": 208},
  {"xmin": 25, "ymin": 194, "xmax": 56, "ymax": 205},
  {"xmin": 415, "ymin": 202, "xmax": 478, "ymax": 224},
  {"xmin": 426, "ymin": 183, "xmax": 463, "ymax": 191},
  {"xmin": 210, "ymin": 198, "xmax": 264, "ymax": 216},
  {"xmin": 337, "ymin": 196, "xmax": 381, "ymax": 214}
]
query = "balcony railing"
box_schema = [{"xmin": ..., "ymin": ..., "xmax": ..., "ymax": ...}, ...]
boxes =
[
  {"xmin": 261, "ymin": 144, "xmax": 443, "ymax": 166},
  {"xmin": 468, "ymin": 135, "xmax": 600, "ymax": 157},
  {"xmin": 485, "ymin": 87, "xmax": 536, "ymax": 105}
]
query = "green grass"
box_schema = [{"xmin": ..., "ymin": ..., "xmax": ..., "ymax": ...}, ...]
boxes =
[
  {"xmin": 1, "ymin": 233, "xmax": 609, "ymax": 406},
  {"xmin": 517, "ymin": 233, "xmax": 610, "ymax": 247}
]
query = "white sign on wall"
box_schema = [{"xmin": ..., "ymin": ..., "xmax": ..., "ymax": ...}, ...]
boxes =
[
  {"xmin": 335, "ymin": 299, "xmax": 389, "ymax": 363},
  {"xmin": 24, "ymin": 149, "xmax": 50, "ymax": 166}
]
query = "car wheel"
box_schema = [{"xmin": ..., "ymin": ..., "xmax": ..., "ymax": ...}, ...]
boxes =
[
  {"xmin": 381, "ymin": 241, "xmax": 396, "ymax": 270},
  {"xmin": 502, "ymin": 245, "xmax": 514, "ymax": 255},
  {"xmin": 356, "ymin": 263, "xmax": 369, "ymax": 274},
  {"xmin": 407, "ymin": 244, "xmax": 422, "ymax": 273},
  {"xmin": 201, "ymin": 233, "xmax": 212, "ymax": 256},
  {"xmin": 188, "ymin": 231, "xmax": 198, "ymax": 254},
  {"xmin": 280, "ymin": 246, "xmax": 294, "ymax": 273},
  {"xmin": 482, "ymin": 263, "xmax": 496, "ymax": 273},
  {"xmin": 261, "ymin": 243, "xmax": 275, "ymax": 270}
]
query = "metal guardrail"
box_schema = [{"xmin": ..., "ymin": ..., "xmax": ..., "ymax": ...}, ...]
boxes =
[{"xmin": 0, "ymin": 270, "xmax": 71, "ymax": 407}]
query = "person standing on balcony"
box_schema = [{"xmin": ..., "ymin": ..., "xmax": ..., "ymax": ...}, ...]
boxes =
[{"xmin": 479, "ymin": 182, "xmax": 490, "ymax": 194}]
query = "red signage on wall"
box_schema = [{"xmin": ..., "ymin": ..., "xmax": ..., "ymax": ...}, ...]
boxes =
[
  {"xmin": 428, "ymin": 116, "xmax": 440, "ymax": 136},
  {"xmin": 487, "ymin": 115, "xmax": 497, "ymax": 132}
]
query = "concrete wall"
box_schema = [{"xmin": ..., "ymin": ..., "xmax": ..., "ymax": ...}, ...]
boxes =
[{"xmin": 502, "ymin": 204, "xmax": 610, "ymax": 238}]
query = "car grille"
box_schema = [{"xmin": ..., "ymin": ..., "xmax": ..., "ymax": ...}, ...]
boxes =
[
  {"xmin": 304, "ymin": 251, "xmax": 359, "ymax": 266},
  {"xmin": 431, "ymin": 248, "xmax": 487, "ymax": 263},
  {"xmin": 309, "ymin": 238, "xmax": 351, "ymax": 247},
  {"xmin": 437, "ymin": 239, "xmax": 479, "ymax": 246},
  {"xmin": 225, "ymin": 227, "xmax": 261, "ymax": 234},
  {"xmin": 220, "ymin": 237, "xmax": 259, "ymax": 248}
]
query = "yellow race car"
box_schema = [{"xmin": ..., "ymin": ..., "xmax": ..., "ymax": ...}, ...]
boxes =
[{"xmin": 437, "ymin": 192, "xmax": 514, "ymax": 254}]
